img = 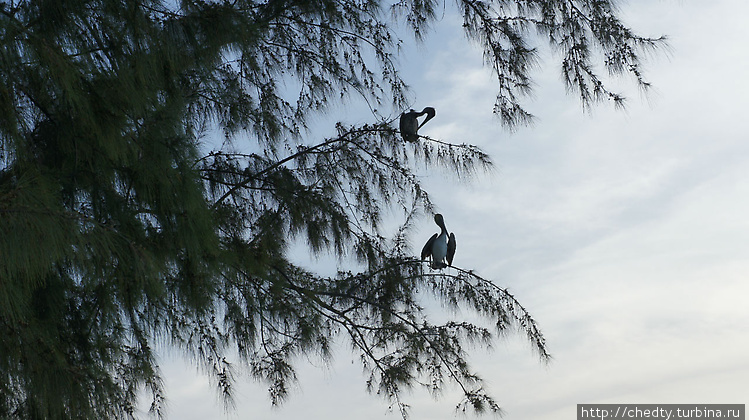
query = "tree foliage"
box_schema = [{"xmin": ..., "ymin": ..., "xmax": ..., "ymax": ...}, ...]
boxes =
[{"xmin": 0, "ymin": 0, "xmax": 663, "ymax": 418}]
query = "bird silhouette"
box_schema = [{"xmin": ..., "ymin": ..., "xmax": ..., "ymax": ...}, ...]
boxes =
[
  {"xmin": 399, "ymin": 107, "xmax": 436, "ymax": 142},
  {"xmin": 421, "ymin": 213, "xmax": 456, "ymax": 269}
]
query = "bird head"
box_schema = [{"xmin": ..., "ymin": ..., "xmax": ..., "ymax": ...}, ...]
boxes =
[
  {"xmin": 434, "ymin": 213, "xmax": 445, "ymax": 227},
  {"xmin": 418, "ymin": 107, "xmax": 436, "ymax": 128}
]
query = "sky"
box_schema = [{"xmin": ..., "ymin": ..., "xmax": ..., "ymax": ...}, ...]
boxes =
[{"xmin": 147, "ymin": 0, "xmax": 749, "ymax": 418}]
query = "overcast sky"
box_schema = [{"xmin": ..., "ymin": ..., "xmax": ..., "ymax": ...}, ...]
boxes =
[{"xmin": 148, "ymin": 0, "xmax": 749, "ymax": 418}]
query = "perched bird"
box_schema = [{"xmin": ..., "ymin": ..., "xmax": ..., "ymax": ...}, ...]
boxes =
[
  {"xmin": 399, "ymin": 107, "xmax": 436, "ymax": 142},
  {"xmin": 421, "ymin": 213, "xmax": 456, "ymax": 269}
]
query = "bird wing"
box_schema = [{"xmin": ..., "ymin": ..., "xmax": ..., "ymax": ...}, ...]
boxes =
[
  {"xmin": 446, "ymin": 232, "xmax": 456, "ymax": 266},
  {"xmin": 421, "ymin": 233, "xmax": 438, "ymax": 261},
  {"xmin": 399, "ymin": 113, "xmax": 408, "ymax": 134},
  {"xmin": 399, "ymin": 111, "xmax": 419, "ymax": 142},
  {"xmin": 399, "ymin": 113, "xmax": 408, "ymax": 141}
]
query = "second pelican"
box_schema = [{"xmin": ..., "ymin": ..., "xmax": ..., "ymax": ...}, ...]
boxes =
[{"xmin": 420, "ymin": 213, "xmax": 456, "ymax": 269}]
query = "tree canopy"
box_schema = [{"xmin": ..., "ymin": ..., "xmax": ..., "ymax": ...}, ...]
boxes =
[{"xmin": 0, "ymin": 0, "xmax": 663, "ymax": 418}]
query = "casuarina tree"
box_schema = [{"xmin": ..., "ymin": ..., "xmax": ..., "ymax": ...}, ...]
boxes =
[{"xmin": 0, "ymin": 0, "xmax": 663, "ymax": 418}]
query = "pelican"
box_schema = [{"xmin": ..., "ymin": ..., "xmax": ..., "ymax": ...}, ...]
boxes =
[
  {"xmin": 399, "ymin": 107, "xmax": 436, "ymax": 142},
  {"xmin": 420, "ymin": 213, "xmax": 456, "ymax": 269}
]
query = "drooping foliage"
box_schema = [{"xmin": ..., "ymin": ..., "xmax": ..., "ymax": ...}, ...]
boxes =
[{"xmin": 0, "ymin": 0, "xmax": 662, "ymax": 418}]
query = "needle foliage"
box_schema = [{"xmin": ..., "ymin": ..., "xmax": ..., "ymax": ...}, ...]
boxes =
[{"xmin": 0, "ymin": 0, "xmax": 662, "ymax": 418}]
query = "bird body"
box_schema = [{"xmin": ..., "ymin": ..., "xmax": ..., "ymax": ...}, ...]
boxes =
[
  {"xmin": 400, "ymin": 109, "xmax": 420, "ymax": 142},
  {"xmin": 432, "ymin": 231, "xmax": 448, "ymax": 265},
  {"xmin": 421, "ymin": 213, "xmax": 456, "ymax": 269},
  {"xmin": 399, "ymin": 107, "xmax": 436, "ymax": 143}
]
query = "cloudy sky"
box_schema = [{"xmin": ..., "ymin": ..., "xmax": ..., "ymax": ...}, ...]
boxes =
[{"xmin": 150, "ymin": 0, "xmax": 749, "ymax": 418}]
